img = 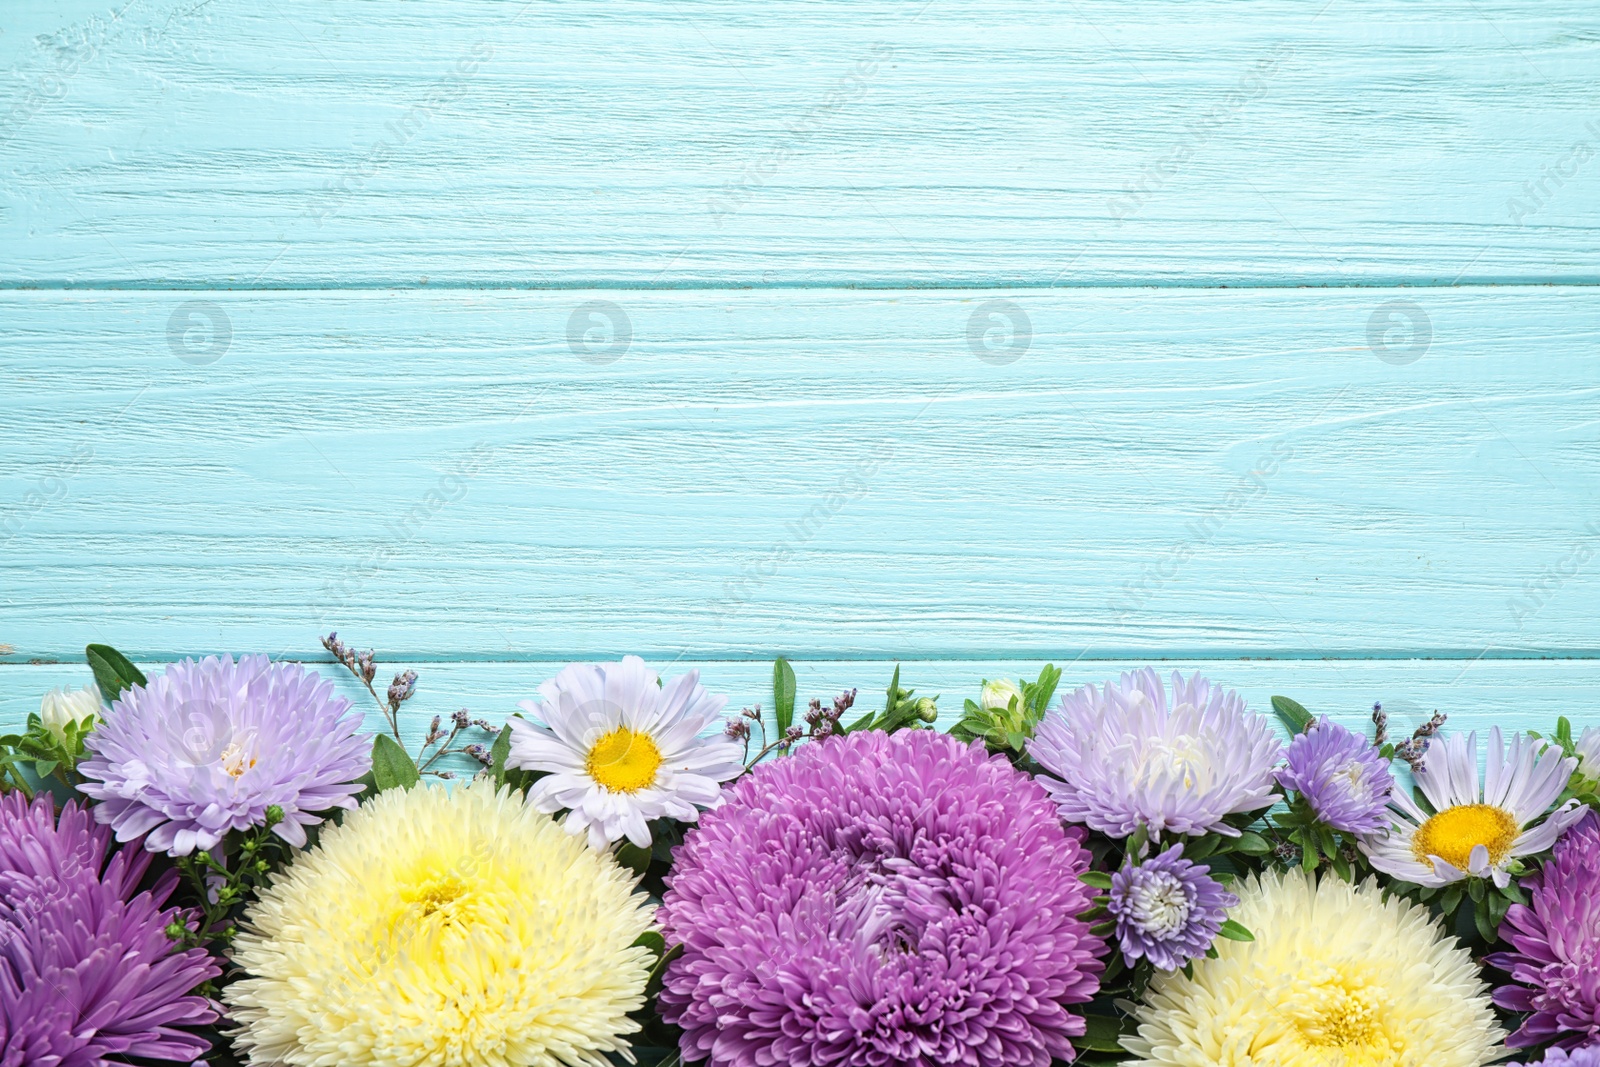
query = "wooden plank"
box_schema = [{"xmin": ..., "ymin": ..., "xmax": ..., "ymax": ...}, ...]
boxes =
[
  {"xmin": 3, "ymin": 287, "xmax": 1597, "ymax": 661},
  {"xmin": 2, "ymin": 658, "xmax": 1594, "ymax": 743},
  {"xmin": 2, "ymin": 0, "xmax": 1599, "ymax": 287}
]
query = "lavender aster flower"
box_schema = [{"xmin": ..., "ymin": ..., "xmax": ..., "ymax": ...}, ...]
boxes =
[
  {"xmin": 79, "ymin": 654, "xmax": 371, "ymax": 855},
  {"xmin": 1510, "ymin": 1049, "xmax": 1600, "ymax": 1067},
  {"xmin": 1489, "ymin": 813, "xmax": 1600, "ymax": 1049},
  {"xmin": 658, "ymin": 729, "xmax": 1105, "ymax": 1067},
  {"xmin": 1108, "ymin": 844, "xmax": 1237, "ymax": 971},
  {"xmin": 1275, "ymin": 716, "xmax": 1394, "ymax": 834},
  {"xmin": 0, "ymin": 791, "xmax": 220, "ymax": 1064},
  {"xmin": 1028, "ymin": 669, "xmax": 1281, "ymax": 838}
]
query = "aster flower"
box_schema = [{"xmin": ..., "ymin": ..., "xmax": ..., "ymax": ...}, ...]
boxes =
[
  {"xmin": 78, "ymin": 654, "xmax": 370, "ymax": 856},
  {"xmin": 226, "ymin": 780, "xmax": 654, "ymax": 1067},
  {"xmin": 0, "ymin": 791, "xmax": 220, "ymax": 1064},
  {"xmin": 658, "ymin": 729, "xmax": 1104, "ymax": 1067},
  {"xmin": 1123, "ymin": 869, "xmax": 1504, "ymax": 1066},
  {"xmin": 505, "ymin": 655, "xmax": 744, "ymax": 849},
  {"xmin": 1510, "ymin": 1049, "xmax": 1600, "ymax": 1067},
  {"xmin": 1275, "ymin": 715, "xmax": 1394, "ymax": 834},
  {"xmin": 1028, "ymin": 668, "xmax": 1281, "ymax": 838},
  {"xmin": 1488, "ymin": 813, "xmax": 1600, "ymax": 1049},
  {"xmin": 1108, "ymin": 844, "xmax": 1237, "ymax": 972},
  {"xmin": 1360, "ymin": 727, "xmax": 1585, "ymax": 888}
]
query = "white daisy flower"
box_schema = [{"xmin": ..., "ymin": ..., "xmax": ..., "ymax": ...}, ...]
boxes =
[
  {"xmin": 1360, "ymin": 727, "xmax": 1585, "ymax": 887},
  {"xmin": 505, "ymin": 655, "xmax": 745, "ymax": 850}
]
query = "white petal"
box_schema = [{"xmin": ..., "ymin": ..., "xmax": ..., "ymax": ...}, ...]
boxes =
[
  {"xmin": 1510, "ymin": 800, "xmax": 1586, "ymax": 857},
  {"xmin": 1389, "ymin": 788, "xmax": 1431, "ymax": 825},
  {"xmin": 1506, "ymin": 745, "xmax": 1577, "ymax": 824},
  {"xmin": 1483, "ymin": 727, "xmax": 1513, "ymax": 809}
]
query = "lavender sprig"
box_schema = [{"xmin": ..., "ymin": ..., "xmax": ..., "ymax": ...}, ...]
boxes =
[
  {"xmin": 1393, "ymin": 711, "xmax": 1448, "ymax": 770},
  {"xmin": 321, "ymin": 632, "xmax": 500, "ymax": 779}
]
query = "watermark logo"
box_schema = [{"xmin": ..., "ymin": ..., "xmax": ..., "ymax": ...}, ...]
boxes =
[
  {"xmin": 966, "ymin": 300, "xmax": 1031, "ymax": 366},
  {"xmin": 166, "ymin": 699, "xmax": 233, "ymax": 767},
  {"xmin": 1367, "ymin": 300, "xmax": 1431, "ymax": 366},
  {"xmin": 567, "ymin": 301, "xmax": 632, "ymax": 365},
  {"xmin": 167, "ymin": 302, "xmax": 232, "ymax": 366}
]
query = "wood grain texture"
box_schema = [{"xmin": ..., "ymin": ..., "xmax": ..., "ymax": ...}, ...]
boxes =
[
  {"xmin": 2, "ymin": 0, "xmax": 1599, "ymax": 287},
  {"xmin": 3, "ymin": 287, "xmax": 1596, "ymax": 663},
  {"xmin": 2, "ymin": 658, "xmax": 1594, "ymax": 741}
]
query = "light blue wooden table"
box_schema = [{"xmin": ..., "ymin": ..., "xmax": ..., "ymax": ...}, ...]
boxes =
[{"xmin": 2, "ymin": 0, "xmax": 1597, "ymax": 740}]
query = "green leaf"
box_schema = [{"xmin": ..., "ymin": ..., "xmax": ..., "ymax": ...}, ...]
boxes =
[
  {"xmin": 1270, "ymin": 695, "xmax": 1315, "ymax": 736},
  {"xmin": 1474, "ymin": 900, "xmax": 1499, "ymax": 943},
  {"xmin": 31, "ymin": 759, "xmax": 57, "ymax": 781},
  {"xmin": 1078, "ymin": 871, "xmax": 1114, "ymax": 890},
  {"xmin": 85, "ymin": 644, "xmax": 146, "ymax": 704},
  {"xmin": 644, "ymin": 941, "xmax": 685, "ymax": 1000},
  {"xmin": 1025, "ymin": 664, "xmax": 1061, "ymax": 722},
  {"xmin": 616, "ymin": 840, "xmax": 652, "ymax": 877},
  {"xmin": 1217, "ymin": 919, "xmax": 1255, "ymax": 942},
  {"xmin": 1233, "ymin": 831, "xmax": 1272, "ymax": 855},
  {"xmin": 631, "ymin": 930, "xmax": 667, "ymax": 960},
  {"xmin": 1439, "ymin": 884, "xmax": 1464, "ymax": 916},
  {"xmin": 773, "ymin": 658, "xmax": 797, "ymax": 736},
  {"xmin": 1071, "ymin": 1013, "xmax": 1127, "ymax": 1052},
  {"xmin": 370, "ymin": 734, "xmax": 420, "ymax": 792},
  {"xmin": 489, "ymin": 725, "xmax": 513, "ymax": 783}
]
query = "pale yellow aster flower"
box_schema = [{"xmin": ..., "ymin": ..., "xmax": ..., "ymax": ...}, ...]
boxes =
[
  {"xmin": 225, "ymin": 780, "xmax": 655, "ymax": 1067},
  {"xmin": 1122, "ymin": 869, "xmax": 1504, "ymax": 1067}
]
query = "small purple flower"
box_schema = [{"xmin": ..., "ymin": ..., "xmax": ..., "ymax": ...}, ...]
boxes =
[
  {"xmin": 79, "ymin": 654, "xmax": 371, "ymax": 855},
  {"xmin": 1108, "ymin": 844, "xmax": 1238, "ymax": 971},
  {"xmin": 0, "ymin": 791, "xmax": 220, "ymax": 1064},
  {"xmin": 1509, "ymin": 1048, "xmax": 1600, "ymax": 1066},
  {"xmin": 1275, "ymin": 716, "xmax": 1394, "ymax": 834},
  {"xmin": 1489, "ymin": 813, "xmax": 1600, "ymax": 1049}
]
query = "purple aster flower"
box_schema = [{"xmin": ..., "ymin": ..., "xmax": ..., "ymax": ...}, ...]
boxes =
[
  {"xmin": 658, "ymin": 729, "xmax": 1105, "ymax": 1067},
  {"xmin": 1108, "ymin": 844, "xmax": 1237, "ymax": 971},
  {"xmin": 79, "ymin": 654, "xmax": 371, "ymax": 856},
  {"xmin": 0, "ymin": 791, "xmax": 220, "ymax": 1064},
  {"xmin": 1275, "ymin": 716, "xmax": 1394, "ymax": 834},
  {"xmin": 1509, "ymin": 1048, "xmax": 1600, "ymax": 1066},
  {"xmin": 1489, "ymin": 813, "xmax": 1600, "ymax": 1049},
  {"xmin": 1028, "ymin": 669, "xmax": 1281, "ymax": 839}
]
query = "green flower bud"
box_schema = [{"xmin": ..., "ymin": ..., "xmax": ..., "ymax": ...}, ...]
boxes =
[
  {"xmin": 979, "ymin": 679, "xmax": 1023, "ymax": 714},
  {"xmin": 264, "ymin": 804, "xmax": 285, "ymax": 827},
  {"xmin": 914, "ymin": 697, "xmax": 939, "ymax": 723}
]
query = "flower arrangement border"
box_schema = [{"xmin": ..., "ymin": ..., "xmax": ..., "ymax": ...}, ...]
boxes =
[{"xmin": 3, "ymin": 635, "xmax": 1597, "ymax": 1067}]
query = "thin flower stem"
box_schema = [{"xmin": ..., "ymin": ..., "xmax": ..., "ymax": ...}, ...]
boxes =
[
  {"xmin": 745, "ymin": 737, "xmax": 792, "ymax": 768},
  {"xmin": 331, "ymin": 658, "xmax": 403, "ymax": 742},
  {"xmin": 417, "ymin": 724, "xmax": 464, "ymax": 773}
]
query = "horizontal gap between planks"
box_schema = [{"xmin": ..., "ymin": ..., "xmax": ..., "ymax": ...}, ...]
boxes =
[
  {"xmin": 5, "ymin": 279, "xmax": 1600, "ymax": 293},
  {"xmin": 6, "ymin": 652, "xmax": 1600, "ymax": 666}
]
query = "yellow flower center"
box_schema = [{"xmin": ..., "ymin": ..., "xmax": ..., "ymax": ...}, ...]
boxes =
[
  {"xmin": 585, "ymin": 728, "xmax": 662, "ymax": 793},
  {"xmin": 1287, "ymin": 983, "xmax": 1390, "ymax": 1057},
  {"xmin": 218, "ymin": 741, "xmax": 256, "ymax": 779},
  {"xmin": 1411, "ymin": 803, "xmax": 1519, "ymax": 871},
  {"xmin": 401, "ymin": 873, "xmax": 469, "ymax": 921}
]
